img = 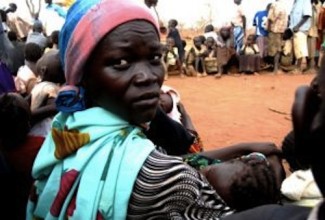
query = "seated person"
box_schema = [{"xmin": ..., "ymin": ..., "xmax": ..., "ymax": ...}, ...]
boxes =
[
  {"xmin": 185, "ymin": 36, "xmax": 208, "ymax": 77},
  {"xmin": 239, "ymin": 34, "xmax": 261, "ymax": 74},
  {"xmin": 163, "ymin": 37, "xmax": 184, "ymax": 79},
  {"xmin": 216, "ymin": 26, "xmax": 237, "ymax": 78},
  {"xmin": 204, "ymin": 36, "xmax": 218, "ymax": 75}
]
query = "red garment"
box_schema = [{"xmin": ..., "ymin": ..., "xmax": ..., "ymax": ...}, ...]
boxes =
[
  {"xmin": 1, "ymin": 135, "xmax": 44, "ymax": 219},
  {"xmin": 6, "ymin": 135, "xmax": 44, "ymax": 176}
]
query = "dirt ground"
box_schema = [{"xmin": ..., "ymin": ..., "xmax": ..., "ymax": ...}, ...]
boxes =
[{"xmin": 165, "ymin": 72, "xmax": 315, "ymax": 151}]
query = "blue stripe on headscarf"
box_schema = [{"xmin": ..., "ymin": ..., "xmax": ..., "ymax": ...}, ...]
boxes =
[{"xmin": 59, "ymin": 0, "xmax": 101, "ymax": 67}]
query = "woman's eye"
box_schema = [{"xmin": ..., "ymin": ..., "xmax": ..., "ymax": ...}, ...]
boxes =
[
  {"xmin": 112, "ymin": 59, "xmax": 130, "ymax": 69},
  {"xmin": 150, "ymin": 54, "xmax": 162, "ymax": 64}
]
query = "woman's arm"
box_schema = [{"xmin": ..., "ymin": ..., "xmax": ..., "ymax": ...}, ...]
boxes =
[
  {"xmin": 31, "ymin": 98, "xmax": 57, "ymax": 126},
  {"xmin": 198, "ymin": 142, "xmax": 281, "ymax": 161}
]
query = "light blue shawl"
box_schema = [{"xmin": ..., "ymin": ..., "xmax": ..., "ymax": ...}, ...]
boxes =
[{"xmin": 27, "ymin": 107, "xmax": 155, "ymax": 219}]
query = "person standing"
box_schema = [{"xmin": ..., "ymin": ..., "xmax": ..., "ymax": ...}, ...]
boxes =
[
  {"xmin": 290, "ymin": 0, "xmax": 313, "ymax": 72},
  {"xmin": 167, "ymin": 19, "xmax": 185, "ymax": 69},
  {"xmin": 253, "ymin": 4, "xmax": 271, "ymax": 61},
  {"xmin": 267, "ymin": 0, "xmax": 288, "ymax": 73},
  {"xmin": 39, "ymin": 0, "xmax": 66, "ymax": 36},
  {"xmin": 307, "ymin": 0, "xmax": 322, "ymax": 71},
  {"xmin": 231, "ymin": 0, "xmax": 246, "ymax": 54}
]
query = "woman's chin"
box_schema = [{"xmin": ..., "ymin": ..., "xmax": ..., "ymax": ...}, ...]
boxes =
[{"xmin": 130, "ymin": 108, "xmax": 157, "ymax": 125}]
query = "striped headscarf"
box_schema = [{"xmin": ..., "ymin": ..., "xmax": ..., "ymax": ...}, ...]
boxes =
[{"xmin": 57, "ymin": 0, "xmax": 160, "ymax": 112}]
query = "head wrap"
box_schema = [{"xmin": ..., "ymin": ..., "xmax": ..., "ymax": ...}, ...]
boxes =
[{"xmin": 57, "ymin": 0, "xmax": 160, "ymax": 113}]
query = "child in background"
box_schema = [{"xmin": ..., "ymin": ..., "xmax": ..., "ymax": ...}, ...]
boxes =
[
  {"xmin": 163, "ymin": 37, "xmax": 184, "ymax": 80},
  {"xmin": 216, "ymin": 26, "xmax": 236, "ymax": 78},
  {"xmin": 31, "ymin": 50, "xmax": 65, "ymax": 111},
  {"xmin": 185, "ymin": 36, "xmax": 207, "ymax": 77},
  {"xmin": 28, "ymin": 50, "xmax": 65, "ymax": 137},
  {"xmin": 239, "ymin": 34, "xmax": 261, "ymax": 74},
  {"xmin": 167, "ymin": 19, "xmax": 185, "ymax": 63},
  {"xmin": 14, "ymin": 43, "xmax": 43, "ymax": 95},
  {"xmin": 45, "ymin": 30, "xmax": 60, "ymax": 53},
  {"xmin": 280, "ymin": 28, "xmax": 296, "ymax": 72},
  {"xmin": 204, "ymin": 36, "xmax": 218, "ymax": 75}
]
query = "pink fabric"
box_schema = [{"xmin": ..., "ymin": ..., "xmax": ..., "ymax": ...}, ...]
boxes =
[{"xmin": 65, "ymin": 0, "xmax": 160, "ymax": 86}]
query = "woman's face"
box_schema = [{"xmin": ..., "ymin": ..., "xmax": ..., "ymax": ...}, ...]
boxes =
[{"xmin": 84, "ymin": 20, "xmax": 164, "ymax": 125}]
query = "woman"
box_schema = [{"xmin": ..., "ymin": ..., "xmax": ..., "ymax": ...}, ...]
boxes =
[{"xmin": 27, "ymin": 0, "xmax": 234, "ymax": 219}]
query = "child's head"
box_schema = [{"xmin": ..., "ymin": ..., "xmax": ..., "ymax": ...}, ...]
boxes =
[
  {"xmin": 234, "ymin": 0, "xmax": 242, "ymax": 5},
  {"xmin": 36, "ymin": 50, "xmax": 65, "ymax": 84},
  {"xmin": 24, "ymin": 43, "xmax": 43, "ymax": 63},
  {"xmin": 144, "ymin": 0, "xmax": 158, "ymax": 8},
  {"xmin": 246, "ymin": 35, "xmax": 256, "ymax": 45},
  {"xmin": 168, "ymin": 19, "xmax": 178, "ymax": 28},
  {"xmin": 32, "ymin": 21, "xmax": 43, "ymax": 33},
  {"xmin": 7, "ymin": 31, "xmax": 18, "ymax": 42},
  {"xmin": 193, "ymin": 36, "xmax": 203, "ymax": 48},
  {"xmin": 50, "ymin": 30, "xmax": 60, "ymax": 46},
  {"xmin": 159, "ymin": 92, "xmax": 173, "ymax": 114},
  {"xmin": 283, "ymin": 28, "xmax": 293, "ymax": 41},
  {"xmin": 204, "ymin": 24, "xmax": 214, "ymax": 33},
  {"xmin": 202, "ymin": 152, "xmax": 280, "ymax": 211},
  {"xmin": 220, "ymin": 27, "xmax": 231, "ymax": 40},
  {"xmin": 166, "ymin": 37, "xmax": 175, "ymax": 48},
  {"xmin": 0, "ymin": 93, "xmax": 31, "ymax": 151},
  {"xmin": 206, "ymin": 37, "xmax": 215, "ymax": 48},
  {"xmin": 159, "ymin": 85, "xmax": 181, "ymax": 116}
]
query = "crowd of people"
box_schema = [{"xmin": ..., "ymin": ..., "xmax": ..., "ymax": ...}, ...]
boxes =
[
  {"xmin": 163, "ymin": 0, "xmax": 325, "ymax": 79},
  {"xmin": 0, "ymin": 0, "xmax": 325, "ymax": 219}
]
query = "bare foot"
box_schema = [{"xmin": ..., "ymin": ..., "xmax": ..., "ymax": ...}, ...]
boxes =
[{"xmin": 215, "ymin": 73, "xmax": 221, "ymax": 79}]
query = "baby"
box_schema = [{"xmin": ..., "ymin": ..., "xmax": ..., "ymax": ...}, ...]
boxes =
[
  {"xmin": 186, "ymin": 152, "xmax": 282, "ymax": 211},
  {"xmin": 159, "ymin": 85, "xmax": 204, "ymax": 153},
  {"xmin": 159, "ymin": 85, "xmax": 182, "ymax": 124}
]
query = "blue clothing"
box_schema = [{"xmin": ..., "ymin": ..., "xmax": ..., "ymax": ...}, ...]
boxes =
[
  {"xmin": 59, "ymin": 0, "xmax": 100, "ymax": 66},
  {"xmin": 46, "ymin": 3, "xmax": 67, "ymax": 18},
  {"xmin": 27, "ymin": 107, "xmax": 155, "ymax": 219},
  {"xmin": 289, "ymin": 0, "xmax": 312, "ymax": 32},
  {"xmin": 233, "ymin": 26, "xmax": 244, "ymax": 54},
  {"xmin": 0, "ymin": 61, "xmax": 15, "ymax": 94},
  {"xmin": 253, "ymin": 10, "xmax": 269, "ymax": 37}
]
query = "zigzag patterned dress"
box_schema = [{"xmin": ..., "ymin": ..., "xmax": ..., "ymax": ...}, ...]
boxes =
[{"xmin": 127, "ymin": 150, "xmax": 234, "ymax": 219}]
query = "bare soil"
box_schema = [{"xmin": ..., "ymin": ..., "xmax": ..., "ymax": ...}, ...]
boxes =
[{"xmin": 164, "ymin": 72, "xmax": 315, "ymax": 150}]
